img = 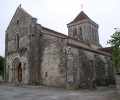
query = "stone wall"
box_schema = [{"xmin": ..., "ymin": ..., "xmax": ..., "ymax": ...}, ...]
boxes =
[
  {"xmin": 66, "ymin": 46, "xmax": 80, "ymax": 89},
  {"xmin": 106, "ymin": 57, "xmax": 116, "ymax": 85},
  {"xmin": 40, "ymin": 33, "xmax": 66, "ymax": 88},
  {"xmin": 79, "ymin": 50, "xmax": 96, "ymax": 89},
  {"xmin": 95, "ymin": 55, "xmax": 108, "ymax": 86},
  {"xmin": 66, "ymin": 45, "xmax": 115, "ymax": 89}
]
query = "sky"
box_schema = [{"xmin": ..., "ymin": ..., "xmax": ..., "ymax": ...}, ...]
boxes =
[{"xmin": 0, "ymin": 0, "xmax": 120, "ymax": 56}]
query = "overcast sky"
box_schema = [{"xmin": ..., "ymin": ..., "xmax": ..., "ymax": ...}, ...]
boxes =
[{"xmin": 0, "ymin": 0, "xmax": 120, "ymax": 56}]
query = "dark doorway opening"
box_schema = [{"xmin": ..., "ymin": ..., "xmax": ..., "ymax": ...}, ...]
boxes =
[{"xmin": 18, "ymin": 63, "xmax": 22, "ymax": 82}]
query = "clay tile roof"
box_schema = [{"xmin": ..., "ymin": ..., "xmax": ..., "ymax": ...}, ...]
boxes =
[
  {"xmin": 68, "ymin": 11, "xmax": 90, "ymax": 24},
  {"xmin": 98, "ymin": 47, "xmax": 113, "ymax": 54}
]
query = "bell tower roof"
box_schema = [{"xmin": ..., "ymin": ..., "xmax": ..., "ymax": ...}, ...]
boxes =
[{"xmin": 68, "ymin": 11, "xmax": 91, "ymax": 24}]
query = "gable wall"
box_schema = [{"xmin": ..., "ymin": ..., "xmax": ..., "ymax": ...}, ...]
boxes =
[{"xmin": 6, "ymin": 7, "xmax": 33, "ymax": 52}]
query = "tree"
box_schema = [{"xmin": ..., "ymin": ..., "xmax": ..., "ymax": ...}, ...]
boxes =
[
  {"xmin": 107, "ymin": 30, "xmax": 120, "ymax": 68},
  {"xmin": 0, "ymin": 56, "xmax": 4, "ymax": 76}
]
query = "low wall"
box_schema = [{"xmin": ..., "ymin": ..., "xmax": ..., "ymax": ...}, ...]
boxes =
[{"xmin": 115, "ymin": 73, "xmax": 120, "ymax": 99}]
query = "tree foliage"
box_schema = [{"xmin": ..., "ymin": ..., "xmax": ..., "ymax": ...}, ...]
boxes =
[
  {"xmin": 108, "ymin": 31, "xmax": 120, "ymax": 67},
  {"xmin": 0, "ymin": 56, "xmax": 4, "ymax": 76}
]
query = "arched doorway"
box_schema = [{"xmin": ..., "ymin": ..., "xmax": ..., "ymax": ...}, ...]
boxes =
[
  {"xmin": 18, "ymin": 63, "xmax": 22, "ymax": 82},
  {"xmin": 12, "ymin": 58, "xmax": 22, "ymax": 83}
]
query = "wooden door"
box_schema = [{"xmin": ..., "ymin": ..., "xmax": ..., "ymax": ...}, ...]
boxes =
[{"xmin": 18, "ymin": 63, "xmax": 22, "ymax": 82}]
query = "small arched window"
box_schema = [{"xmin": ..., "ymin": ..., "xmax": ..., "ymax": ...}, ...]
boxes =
[
  {"xmin": 95, "ymin": 30, "xmax": 98, "ymax": 42},
  {"xmin": 94, "ymin": 29, "xmax": 96, "ymax": 42},
  {"xmin": 79, "ymin": 27, "xmax": 82, "ymax": 35},
  {"xmin": 17, "ymin": 20, "xmax": 19, "ymax": 25},
  {"xmin": 73, "ymin": 28, "xmax": 77, "ymax": 37},
  {"xmin": 92, "ymin": 28, "xmax": 95, "ymax": 41},
  {"xmin": 15, "ymin": 33, "xmax": 19, "ymax": 49}
]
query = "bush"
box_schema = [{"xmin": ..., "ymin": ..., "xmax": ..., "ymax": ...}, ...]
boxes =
[{"xmin": 0, "ymin": 56, "xmax": 4, "ymax": 76}]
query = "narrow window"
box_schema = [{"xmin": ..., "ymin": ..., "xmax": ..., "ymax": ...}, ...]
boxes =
[
  {"xmin": 73, "ymin": 28, "xmax": 77, "ymax": 37},
  {"xmin": 91, "ymin": 28, "xmax": 94, "ymax": 42},
  {"xmin": 92, "ymin": 28, "xmax": 95, "ymax": 41},
  {"xmin": 92, "ymin": 32, "xmax": 94, "ymax": 42},
  {"xmin": 15, "ymin": 33, "xmax": 19, "ymax": 49},
  {"xmin": 17, "ymin": 20, "xmax": 19, "ymax": 25},
  {"xmin": 79, "ymin": 27, "xmax": 82, "ymax": 35},
  {"xmin": 45, "ymin": 72, "xmax": 48, "ymax": 77},
  {"xmin": 95, "ymin": 30, "xmax": 98, "ymax": 42},
  {"xmin": 77, "ymin": 27, "xmax": 83, "ymax": 40},
  {"xmin": 90, "ymin": 27, "xmax": 92, "ymax": 41},
  {"xmin": 93, "ymin": 29, "xmax": 96, "ymax": 42}
]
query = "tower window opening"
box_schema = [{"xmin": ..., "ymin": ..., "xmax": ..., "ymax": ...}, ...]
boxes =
[
  {"xmin": 73, "ymin": 28, "xmax": 77, "ymax": 37},
  {"xmin": 79, "ymin": 27, "xmax": 82, "ymax": 35}
]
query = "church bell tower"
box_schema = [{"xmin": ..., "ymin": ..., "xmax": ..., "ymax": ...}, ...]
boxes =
[{"xmin": 67, "ymin": 11, "xmax": 101, "ymax": 47}]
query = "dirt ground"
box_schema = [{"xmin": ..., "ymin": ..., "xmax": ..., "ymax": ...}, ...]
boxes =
[{"xmin": 0, "ymin": 84, "xmax": 119, "ymax": 100}]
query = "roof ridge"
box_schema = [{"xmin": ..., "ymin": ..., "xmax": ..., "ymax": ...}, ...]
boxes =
[{"xmin": 74, "ymin": 11, "xmax": 90, "ymax": 21}]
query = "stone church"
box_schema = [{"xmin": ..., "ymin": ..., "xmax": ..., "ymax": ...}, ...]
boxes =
[{"xmin": 5, "ymin": 6, "xmax": 115, "ymax": 89}]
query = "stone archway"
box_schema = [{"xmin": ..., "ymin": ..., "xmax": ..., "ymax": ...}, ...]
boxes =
[{"xmin": 12, "ymin": 58, "xmax": 22, "ymax": 83}]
